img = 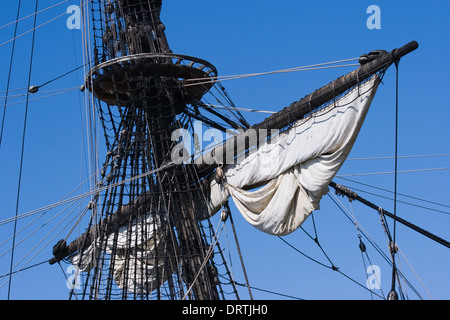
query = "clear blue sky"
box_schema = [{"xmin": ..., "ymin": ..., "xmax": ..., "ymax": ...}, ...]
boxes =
[{"xmin": 0, "ymin": 0, "xmax": 449, "ymax": 300}]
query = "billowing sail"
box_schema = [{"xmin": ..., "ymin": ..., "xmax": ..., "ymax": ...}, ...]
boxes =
[{"xmin": 205, "ymin": 75, "xmax": 380, "ymax": 235}]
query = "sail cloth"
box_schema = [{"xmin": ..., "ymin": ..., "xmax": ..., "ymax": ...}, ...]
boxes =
[
  {"xmin": 70, "ymin": 213, "xmax": 176, "ymax": 294},
  {"xmin": 206, "ymin": 75, "xmax": 381, "ymax": 235}
]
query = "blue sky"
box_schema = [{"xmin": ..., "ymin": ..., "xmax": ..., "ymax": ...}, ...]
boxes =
[{"xmin": 0, "ymin": 0, "xmax": 449, "ymax": 300}]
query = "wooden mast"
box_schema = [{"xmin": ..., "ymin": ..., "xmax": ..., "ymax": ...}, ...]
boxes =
[{"xmin": 51, "ymin": 0, "xmax": 228, "ymax": 300}]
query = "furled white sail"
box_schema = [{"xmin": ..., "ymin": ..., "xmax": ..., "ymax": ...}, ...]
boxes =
[
  {"xmin": 70, "ymin": 213, "xmax": 176, "ymax": 293},
  {"xmin": 206, "ymin": 75, "xmax": 380, "ymax": 235}
]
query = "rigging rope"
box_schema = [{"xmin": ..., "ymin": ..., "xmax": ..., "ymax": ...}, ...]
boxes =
[
  {"xmin": 0, "ymin": 87, "xmax": 80, "ymax": 107},
  {"xmin": 278, "ymin": 235, "xmax": 385, "ymax": 299},
  {"xmin": 330, "ymin": 182, "xmax": 450, "ymax": 249},
  {"xmin": 203, "ymin": 104, "xmax": 276, "ymax": 115},
  {"xmin": 347, "ymin": 153, "xmax": 450, "ymax": 161},
  {"xmin": 233, "ymin": 281, "xmax": 304, "ymax": 300},
  {"xmin": 397, "ymin": 246, "xmax": 433, "ymax": 299},
  {"xmin": 299, "ymin": 222, "xmax": 337, "ymax": 270},
  {"xmin": 337, "ymin": 176, "xmax": 450, "ymax": 210},
  {"xmin": 0, "ymin": 0, "xmax": 91, "ymax": 49},
  {"xmin": 225, "ymin": 203, "xmax": 253, "ymax": 300},
  {"xmin": 332, "ymin": 179, "xmax": 450, "ymax": 215},
  {"xmin": 31, "ymin": 63, "xmax": 88, "ymax": 91},
  {"xmin": 0, "ymin": 198, "xmax": 85, "ymax": 289},
  {"xmin": 0, "ymin": 0, "xmax": 69, "ymax": 31},
  {"xmin": 349, "ymin": 187, "xmax": 450, "ymax": 215},
  {"xmin": 185, "ymin": 61, "xmax": 360, "ymax": 87},
  {"xmin": 336, "ymin": 166, "xmax": 450, "ymax": 177},
  {"xmin": 0, "ymin": 0, "xmax": 22, "ymax": 150},
  {"xmin": 328, "ymin": 191, "xmax": 436, "ymax": 299},
  {"xmin": 182, "ymin": 219, "xmax": 224, "ymax": 300},
  {"xmin": 0, "ymin": 157, "xmax": 114, "ymax": 227},
  {"xmin": 0, "ymin": 259, "xmax": 50, "ymax": 279},
  {"xmin": 0, "ymin": 11, "xmax": 68, "ymax": 48},
  {"xmin": 8, "ymin": 0, "xmax": 39, "ymax": 300},
  {"xmin": 328, "ymin": 193, "xmax": 392, "ymax": 265},
  {"xmin": 389, "ymin": 61, "xmax": 400, "ymax": 300}
]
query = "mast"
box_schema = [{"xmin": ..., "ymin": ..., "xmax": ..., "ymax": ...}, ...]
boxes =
[{"xmin": 51, "ymin": 0, "xmax": 235, "ymax": 300}]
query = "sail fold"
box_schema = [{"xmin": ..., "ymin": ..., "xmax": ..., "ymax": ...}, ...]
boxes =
[
  {"xmin": 70, "ymin": 213, "xmax": 176, "ymax": 294},
  {"xmin": 206, "ymin": 75, "xmax": 380, "ymax": 235}
]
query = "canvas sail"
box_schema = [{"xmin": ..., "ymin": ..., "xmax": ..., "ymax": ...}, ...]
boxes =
[
  {"xmin": 205, "ymin": 75, "xmax": 381, "ymax": 235},
  {"xmin": 70, "ymin": 213, "xmax": 178, "ymax": 294}
]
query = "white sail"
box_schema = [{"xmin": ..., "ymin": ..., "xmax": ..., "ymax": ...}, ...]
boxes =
[
  {"xmin": 70, "ymin": 213, "xmax": 177, "ymax": 294},
  {"xmin": 206, "ymin": 75, "xmax": 380, "ymax": 235}
]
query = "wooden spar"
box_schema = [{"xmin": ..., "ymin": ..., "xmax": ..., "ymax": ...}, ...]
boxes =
[
  {"xmin": 194, "ymin": 41, "xmax": 419, "ymax": 177},
  {"xmin": 329, "ymin": 181, "xmax": 450, "ymax": 249},
  {"xmin": 49, "ymin": 192, "xmax": 152, "ymax": 265}
]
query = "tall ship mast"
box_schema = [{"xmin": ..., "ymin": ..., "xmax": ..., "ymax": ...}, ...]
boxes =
[{"xmin": 49, "ymin": 0, "xmax": 245, "ymax": 300}]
